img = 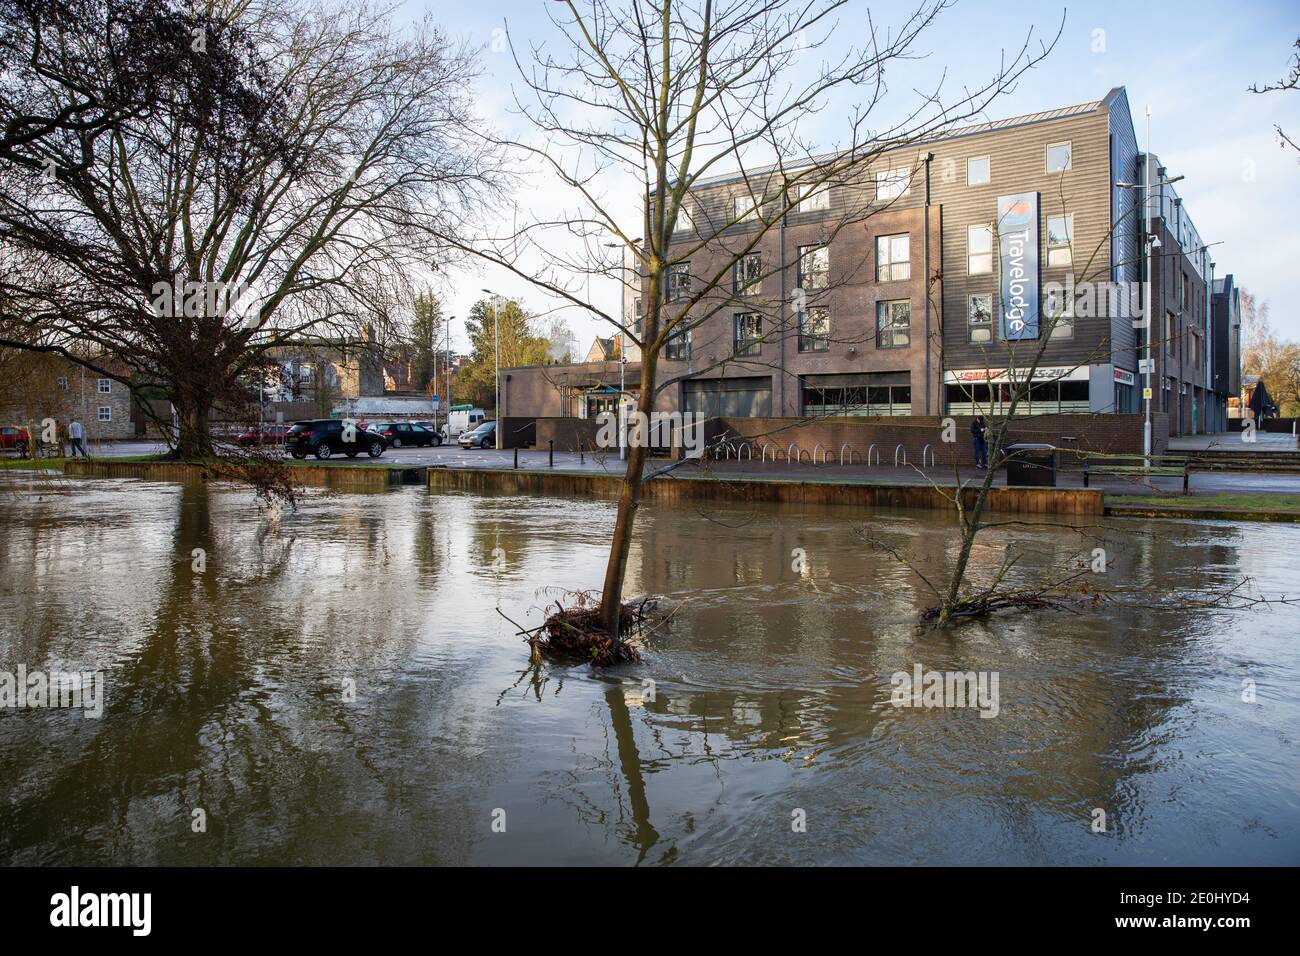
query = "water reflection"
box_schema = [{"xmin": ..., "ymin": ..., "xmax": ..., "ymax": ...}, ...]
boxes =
[{"xmin": 1, "ymin": 475, "xmax": 1297, "ymax": 865}]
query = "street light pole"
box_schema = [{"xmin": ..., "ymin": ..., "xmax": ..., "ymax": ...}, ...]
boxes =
[
  {"xmin": 483, "ymin": 289, "xmax": 501, "ymax": 450},
  {"xmin": 1143, "ymin": 106, "xmax": 1153, "ymax": 466}
]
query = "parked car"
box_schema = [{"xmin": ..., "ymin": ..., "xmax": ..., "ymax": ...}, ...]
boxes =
[
  {"xmin": 458, "ymin": 421, "xmax": 497, "ymax": 449},
  {"xmin": 285, "ymin": 420, "xmax": 385, "ymax": 460},
  {"xmin": 412, "ymin": 421, "xmax": 444, "ymax": 445},
  {"xmin": 236, "ymin": 424, "xmax": 289, "ymax": 447},
  {"xmin": 0, "ymin": 425, "xmax": 30, "ymax": 457},
  {"xmin": 372, "ymin": 421, "xmax": 441, "ymax": 448},
  {"xmin": 444, "ymin": 405, "xmax": 487, "ymax": 442}
]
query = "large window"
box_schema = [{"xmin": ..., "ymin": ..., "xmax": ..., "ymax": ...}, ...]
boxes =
[
  {"xmin": 733, "ymin": 313, "xmax": 762, "ymax": 356},
  {"xmin": 967, "ymin": 156, "xmax": 991, "ymax": 185},
  {"xmin": 1046, "ymin": 141, "xmax": 1071, "ymax": 173},
  {"xmin": 875, "ymin": 168, "xmax": 910, "ymax": 202},
  {"xmin": 967, "ymin": 224, "xmax": 993, "ymax": 274},
  {"xmin": 1046, "ymin": 214, "xmax": 1073, "ymax": 267},
  {"xmin": 803, "ymin": 375, "xmax": 911, "ymax": 416},
  {"xmin": 668, "ymin": 262, "xmax": 691, "ymax": 302},
  {"xmin": 797, "ymin": 183, "xmax": 829, "ymax": 212},
  {"xmin": 968, "ymin": 293, "xmax": 993, "ymax": 344},
  {"xmin": 876, "ymin": 300, "xmax": 911, "ymax": 349},
  {"xmin": 798, "ymin": 307, "xmax": 830, "ymax": 352},
  {"xmin": 1045, "ymin": 286, "xmax": 1074, "ymax": 340},
  {"xmin": 675, "ymin": 204, "xmax": 694, "ymax": 234},
  {"xmin": 875, "ymin": 234, "xmax": 910, "ymax": 282},
  {"xmin": 945, "ymin": 380, "xmax": 1089, "ymax": 416},
  {"xmin": 797, "ymin": 244, "xmax": 828, "ymax": 290},
  {"xmin": 733, "ymin": 194, "xmax": 761, "ymax": 222},
  {"xmin": 733, "ymin": 254, "xmax": 762, "ymax": 297},
  {"xmin": 665, "ymin": 327, "xmax": 691, "ymax": 360}
]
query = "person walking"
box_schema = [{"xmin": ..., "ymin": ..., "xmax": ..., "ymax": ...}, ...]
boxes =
[
  {"xmin": 970, "ymin": 414, "xmax": 988, "ymax": 470},
  {"xmin": 67, "ymin": 418, "xmax": 87, "ymax": 458}
]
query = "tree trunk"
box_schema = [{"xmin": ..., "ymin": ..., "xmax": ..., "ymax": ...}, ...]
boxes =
[
  {"xmin": 173, "ymin": 393, "xmax": 215, "ymax": 461},
  {"xmin": 597, "ymin": 352, "xmax": 659, "ymax": 638}
]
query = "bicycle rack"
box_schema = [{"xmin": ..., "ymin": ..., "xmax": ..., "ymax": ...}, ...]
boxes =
[
  {"xmin": 839, "ymin": 444, "xmax": 859, "ymax": 466},
  {"xmin": 894, "ymin": 444, "xmax": 907, "ymax": 467},
  {"xmin": 787, "ymin": 443, "xmax": 800, "ymax": 463},
  {"xmin": 920, "ymin": 444, "xmax": 937, "ymax": 468},
  {"xmin": 865, "ymin": 443, "xmax": 881, "ymax": 466},
  {"xmin": 812, "ymin": 443, "xmax": 828, "ymax": 464}
]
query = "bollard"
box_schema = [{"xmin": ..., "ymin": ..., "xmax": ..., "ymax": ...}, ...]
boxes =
[
  {"xmin": 549, "ymin": 439, "xmax": 554, "ymax": 468},
  {"xmin": 514, "ymin": 447, "xmax": 519, "ymax": 469}
]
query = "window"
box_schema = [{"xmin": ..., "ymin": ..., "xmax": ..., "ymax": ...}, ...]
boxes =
[
  {"xmin": 1046, "ymin": 214, "xmax": 1073, "ymax": 267},
  {"xmin": 797, "ymin": 183, "xmax": 830, "ymax": 212},
  {"xmin": 798, "ymin": 307, "xmax": 830, "ymax": 352},
  {"xmin": 967, "ymin": 156, "xmax": 990, "ymax": 185},
  {"xmin": 968, "ymin": 293, "xmax": 993, "ymax": 344},
  {"xmin": 875, "ymin": 234, "xmax": 910, "ymax": 281},
  {"xmin": 97, "ymin": 378, "xmax": 111, "ymax": 393},
  {"xmin": 1046, "ymin": 141, "xmax": 1071, "ymax": 173},
  {"xmin": 1045, "ymin": 286, "xmax": 1074, "ymax": 340},
  {"xmin": 668, "ymin": 262, "xmax": 691, "ymax": 302},
  {"xmin": 733, "ymin": 194, "xmax": 761, "ymax": 222},
  {"xmin": 1165, "ymin": 312, "xmax": 1176, "ymax": 355},
  {"xmin": 97, "ymin": 406, "xmax": 112, "ymax": 422},
  {"xmin": 733, "ymin": 313, "xmax": 762, "ymax": 356},
  {"xmin": 57, "ymin": 376, "xmax": 68, "ymax": 391},
  {"xmin": 797, "ymin": 244, "xmax": 828, "ymax": 290},
  {"xmin": 967, "ymin": 224, "xmax": 993, "ymax": 274},
  {"xmin": 875, "ymin": 168, "xmax": 910, "ymax": 202},
  {"xmin": 665, "ymin": 327, "xmax": 691, "ymax": 360},
  {"xmin": 876, "ymin": 300, "xmax": 911, "ymax": 348},
  {"xmin": 733, "ymin": 254, "xmax": 762, "ymax": 297},
  {"xmin": 675, "ymin": 203, "xmax": 694, "ymax": 234}
]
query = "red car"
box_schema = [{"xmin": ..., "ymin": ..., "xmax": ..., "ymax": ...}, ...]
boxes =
[
  {"xmin": 0, "ymin": 425, "xmax": 31, "ymax": 456},
  {"xmin": 236, "ymin": 424, "xmax": 289, "ymax": 447}
]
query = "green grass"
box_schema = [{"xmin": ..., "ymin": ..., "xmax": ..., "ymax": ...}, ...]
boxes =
[
  {"xmin": 0, "ymin": 454, "xmax": 160, "ymax": 471},
  {"xmin": 1108, "ymin": 492, "xmax": 1300, "ymax": 512}
]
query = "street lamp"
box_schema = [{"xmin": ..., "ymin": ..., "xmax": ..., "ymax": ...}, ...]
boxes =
[
  {"xmin": 443, "ymin": 315, "xmax": 454, "ymax": 434},
  {"xmin": 482, "ymin": 289, "xmax": 501, "ymax": 450}
]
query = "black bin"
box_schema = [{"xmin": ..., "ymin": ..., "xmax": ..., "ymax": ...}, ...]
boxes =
[{"xmin": 1005, "ymin": 443, "xmax": 1057, "ymax": 487}]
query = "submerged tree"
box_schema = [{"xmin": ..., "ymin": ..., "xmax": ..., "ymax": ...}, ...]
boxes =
[
  {"xmin": 470, "ymin": 0, "xmax": 1059, "ymax": 639},
  {"xmin": 0, "ymin": 0, "xmax": 500, "ymax": 459}
]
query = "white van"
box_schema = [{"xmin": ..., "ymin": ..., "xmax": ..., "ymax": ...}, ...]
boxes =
[{"xmin": 443, "ymin": 405, "xmax": 487, "ymax": 441}]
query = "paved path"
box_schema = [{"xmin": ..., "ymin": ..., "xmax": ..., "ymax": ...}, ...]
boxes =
[
  {"xmin": 81, "ymin": 438, "xmax": 1300, "ymax": 497},
  {"xmin": 1168, "ymin": 431, "xmax": 1298, "ymax": 452}
]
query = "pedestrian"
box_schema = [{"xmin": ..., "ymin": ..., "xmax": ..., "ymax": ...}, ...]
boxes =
[
  {"xmin": 970, "ymin": 414, "xmax": 988, "ymax": 469},
  {"xmin": 68, "ymin": 418, "xmax": 87, "ymax": 458}
]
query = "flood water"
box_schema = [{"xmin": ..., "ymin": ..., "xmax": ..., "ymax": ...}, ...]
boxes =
[{"xmin": 1, "ymin": 471, "xmax": 1298, "ymax": 865}]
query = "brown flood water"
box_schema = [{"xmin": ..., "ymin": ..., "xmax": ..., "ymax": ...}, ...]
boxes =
[{"xmin": 1, "ymin": 472, "xmax": 1297, "ymax": 865}]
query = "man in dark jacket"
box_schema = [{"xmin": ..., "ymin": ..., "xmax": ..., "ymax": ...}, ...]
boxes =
[{"xmin": 970, "ymin": 415, "xmax": 988, "ymax": 469}]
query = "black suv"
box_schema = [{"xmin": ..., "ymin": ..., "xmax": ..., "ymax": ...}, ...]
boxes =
[
  {"xmin": 373, "ymin": 421, "xmax": 441, "ymax": 448},
  {"xmin": 285, "ymin": 420, "xmax": 386, "ymax": 460}
]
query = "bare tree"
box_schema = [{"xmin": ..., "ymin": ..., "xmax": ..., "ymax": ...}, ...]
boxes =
[
  {"xmin": 467, "ymin": 0, "xmax": 1060, "ymax": 639},
  {"xmin": 1248, "ymin": 35, "xmax": 1299, "ymax": 157},
  {"xmin": 0, "ymin": 0, "xmax": 501, "ymax": 459}
]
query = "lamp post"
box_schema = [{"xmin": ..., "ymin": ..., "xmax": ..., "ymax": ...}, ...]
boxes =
[
  {"xmin": 482, "ymin": 289, "xmax": 501, "ymax": 450},
  {"xmin": 604, "ymin": 239, "xmax": 640, "ymax": 461},
  {"xmin": 444, "ymin": 315, "xmax": 454, "ymax": 434}
]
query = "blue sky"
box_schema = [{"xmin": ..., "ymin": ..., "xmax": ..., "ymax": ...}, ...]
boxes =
[{"xmin": 403, "ymin": 0, "xmax": 1298, "ymax": 350}]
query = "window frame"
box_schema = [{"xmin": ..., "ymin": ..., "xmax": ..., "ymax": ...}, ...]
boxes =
[
  {"xmin": 733, "ymin": 194, "xmax": 761, "ymax": 223},
  {"xmin": 967, "ymin": 293, "xmax": 994, "ymax": 344},
  {"xmin": 966, "ymin": 155, "xmax": 991, "ymax": 186},
  {"xmin": 967, "ymin": 224, "xmax": 993, "ymax": 275},
  {"xmin": 876, "ymin": 299, "xmax": 911, "ymax": 349},
  {"xmin": 733, "ymin": 312, "xmax": 763, "ymax": 357},
  {"xmin": 732, "ymin": 254, "xmax": 763, "ymax": 297},
  {"xmin": 1046, "ymin": 213, "xmax": 1073, "ymax": 267},
  {"xmin": 796, "ymin": 244, "xmax": 829, "ymax": 291},
  {"xmin": 96, "ymin": 378, "xmax": 112, "ymax": 394},
  {"xmin": 97, "ymin": 406, "xmax": 112, "ymax": 422},
  {"xmin": 798, "ymin": 306, "xmax": 830, "ymax": 353},
  {"xmin": 875, "ymin": 167, "xmax": 911, "ymax": 202},
  {"xmin": 1045, "ymin": 286, "xmax": 1075, "ymax": 340},
  {"xmin": 668, "ymin": 262, "xmax": 691, "ymax": 303},
  {"xmin": 1045, "ymin": 141, "xmax": 1072, "ymax": 173},
  {"xmin": 675, "ymin": 203, "xmax": 694, "ymax": 234},
  {"xmin": 665, "ymin": 326, "xmax": 691, "ymax": 361},
  {"xmin": 797, "ymin": 182, "xmax": 830, "ymax": 212},
  {"xmin": 875, "ymin": 233, "xmax": 911, "ymax": 282}
]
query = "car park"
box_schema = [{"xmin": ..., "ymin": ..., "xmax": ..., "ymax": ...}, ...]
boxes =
[
  {"xmin": 457, "ymin": 421, "xmax": 496, "ymax": 449},
  {"xmin": 372, "ymin": 421, "xmax": 441, "ymax": 448},
  {"xmin": 284, "ymin": 420, "xmax": 385, "ymax": 460}
]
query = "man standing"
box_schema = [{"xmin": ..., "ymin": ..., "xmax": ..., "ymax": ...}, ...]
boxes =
[
  {"xmin": 67, "ymin": 418, "xmax": 87, "ymax": 458},
  {"xmin": 970, "ymin": 414, "xmax": 988, "ymax": 470}
]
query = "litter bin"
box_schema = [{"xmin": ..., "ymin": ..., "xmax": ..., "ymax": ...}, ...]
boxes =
[{"xmin": 1005, "ymin": 443, "xmax": 1057, "ymax": 487}]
